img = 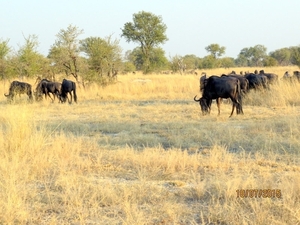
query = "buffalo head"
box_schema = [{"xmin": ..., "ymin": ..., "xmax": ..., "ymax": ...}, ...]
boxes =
[{"xmin": 194, "ymin": 95, "xmax": 210, "ymax": 115}]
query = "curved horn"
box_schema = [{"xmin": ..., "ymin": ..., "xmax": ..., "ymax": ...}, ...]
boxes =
[
  {"xmin": 194, "ymin": 95, "xmax": 201, "ymax": 102},
  {"xmin": 4, "ymin": 93, "xmax": 9, "ymax": 97}
]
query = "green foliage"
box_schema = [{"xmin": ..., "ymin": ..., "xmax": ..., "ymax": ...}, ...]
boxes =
[
  {"xmin": 0, "ymin": 39, "xmax": 10, "ymax": 60},
  {"xmin": 182, "ymin": 54, "xmax": 201, "ymax": 70},
  {"xmin": 263, "ymin": 56, "xmax": 278, "ymax": 67},
  {"xmin": 9, "ymin": 34, "xmax": 49, "ymax": 79},
  {"xmin": 169, "ymin": 55, "xmax": 182, "ymax": 73},
  {"xmin": 201, "ymin": 55, "xmax": 218, "ymax": 69},
  {"xmin": 269, "ymin": 48, "xmax": 291, "ymax": 66},
  {"xmin": 235, "ymin": 54, "xmax": 248, "ymax": 67},
  {"xmin": 80, "ymin": 35, "xmax": 122, "ymax": 79},
  {"xmin": 123, "ymin": 61, "xmax": 136, "ymax": 73},
  {"xmin": 219, "ymin": 57, "xmax": 235, "ymax": 68},
  {"xmin": 126, "ymin": 47, "xmax": 168, "ymax": 72},
  {"xmin": 148, "ymin": 47, "xmax": 169, "ymax": 72},
  {"xmin": 48, "ymin": 25, "xmax": 83, "ymax": 82},
  {"xmin": 126, "ymin": 48, "xmax": 143, "ymax": 70},
  {"xmin": 290, "ymin": 46, "xmax": 300, "ymax": 68},
  {"xmin": 121, "ymin": 11, "xmax": 168, "ymax": 74},
  {"xmin": 205, "ymin": 43, "xmax": 226, "ymax": 58},
  {"xmin": 0, "ymin": 39, "xmax": 11, "ymax": 79},
  {"xmin": 238, "ymin": 45, "xmax": 267, "ymax": 66}
]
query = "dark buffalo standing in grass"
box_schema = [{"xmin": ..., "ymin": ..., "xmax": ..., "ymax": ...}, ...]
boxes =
[
  {"xmin": 4, "ymin": 81, "xmax": 33, "ymax": 102},
  {"xmin": 244, "ymin": 73, "xmax": 269, "ymax": 90},
  {"xmin": 283, "ymin": 71, "xmax": 300, "ymax": 82},
  {"xmin": 259, "ymin": 70, "xmax": 278, "ymax": 84},
  {"xmin": 35, "ymin": 78, "xmax": 62, "ymax": 102},
  {"xmin": 221, "ymin": 74, "xmax": 249, "ymax": 95},
  {"xmin": 195, "ymin": 76, "xmax": 243, "ymax": 117},
  {"xmin": 59, "ymin": 79, "xmax": 77, "ymax": 104}
]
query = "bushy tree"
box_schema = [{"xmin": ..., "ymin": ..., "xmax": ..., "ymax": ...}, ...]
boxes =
[
  {"xmin": 219, "ymin": 57, "xmax": 235, "ymax": 68},
  {"xmin": 235, "ymin": 54, "xmax": 248, "ymax": 67},
  {"xmin": 48, "ymin": 25, "xmax": 83, "ymax": 82},
  {"xmin": 182, "ymin": 54, "xmax": 201, "ymax": 70},
  {"xmin": 269, "ymin": 48, "xmax": 291, "ymax": 66},
  {"xmin": 289, "ymin": 46, "xmax": 300, "ymax": 68},
  {"xmin": 263, "ymin": 56, "xmax": 278, "ymax": 67},
  {"xmin": 80, "ymin": 35, "xmax": 122, "ymax": 83},
  {"xmin": 126, "ymin": 48, "xmax": 144, "ymax": 70},
  {"xmin": 123, "ymin": 61, "xmax": 136, "ymax": 73},
  {"xmin": 121, "ymin": 11, "xmax": 168, "ymax": 74},
  {"xmin": 201, "ymin": 55, "xmax": 218, "ymax": 69},
  {"xmin": 0, "ymin": 39, "xmax": 11, "ymax": 79},
  {"xmin": 12, "ymin": 34, "xmax": 49, "ymax": 79},
  {"xmin": 205, "ymin": 44, "xmax": 226, "ymax": 59},
  {"xmin": 169, "ymin": 55, "xmax": 182, "ymax": 73},
  {"xmin": 237, "ymin": 45, "xmax": 267, "ymax": 67},
  {"xmin": 126, "ymin": 47, "xmax": 168, "ymax": 72}
]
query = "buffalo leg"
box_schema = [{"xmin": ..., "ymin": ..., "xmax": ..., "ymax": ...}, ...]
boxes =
[
  {"xmin": 69, "ymin": 93, "xmax": 72, "ymax": 104},
  {"xmin": 229, "ymin": 99, "xmax": 237, "ymax": 117},
  {"xmin": 237, "ymin": 103, "xmax": 244, "ymax": 115},
  {"xmin": 47, "ymin": 92, "xmax": 54, "ymax": 102},
  {"xmin": 229, "ymin": 103, "xmax": 235, "ymax": 117},
  {"xmin": 216, "ymin": 98, "xmax": 221, "ymax": 115}
]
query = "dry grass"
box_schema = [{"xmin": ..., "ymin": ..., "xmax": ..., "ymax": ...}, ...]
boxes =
[{"xmin": 0, "ymin": 66, "xmax": 299, "ymax": 224}]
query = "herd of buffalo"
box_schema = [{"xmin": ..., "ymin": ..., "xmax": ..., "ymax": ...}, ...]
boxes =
[
  {"xmin": 4, "ymin": 78, "xmax": 77, "ymax": 104},
  {"xmin": 3, "ymin": 70, "xmax": 300, "ymax": 116},
  {"xmin": 193, "ymin": 69, "xmax": 300, "ymax": 117}
]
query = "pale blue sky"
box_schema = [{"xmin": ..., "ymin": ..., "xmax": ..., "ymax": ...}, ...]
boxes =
[{"xmin": 1, "ymin": 0, "xmax": 300, "ymax": 58}]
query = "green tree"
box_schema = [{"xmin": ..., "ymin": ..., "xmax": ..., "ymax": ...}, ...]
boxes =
[
  {"xmin": 127, "ymin": 47, "xmax": 168, "ymax": 72},
  {"xmin": 169, "ymin": 55, "xmax": 181, "ymax": 73},
  {"xmin": 182, "ymin": 54, "xmax": 201, "ymax": 70},
  {"xmin": 0, "ymin": 39, "xmax": 11, "ymax": 79},
  {"xmin": 80, "ymin": 35, "xmax": 122, "ymax": 82},
  {"xmin": 126, "ymin": 48, "xmax": 144, "ymax": 70},
  {"xmin": 121, "ymin": 11, "xmax": 168, "ymax": 74},
  {"xmin": 269, "ymin": 48, "xmax": 291, "ymax": 66},
  {"xmin": 238, "ymin": 45, "xmax": 267, "ymax": 66},
  {"xmin": 235, "ymin": 54, "xmax": 248, "ymax": 67},
  {"xmin": 290, "ymin": 46, "xmax": 300, "ymax": 67},
  {"xmin": 48, "ymin": 25, "xmax": 84, "ymax": 82},
  {"xmin": 219, "ymin": 57, "xmax": 235, "ymax": 68},
  {"xmin": 148, "ymin": 47, "xmax": 169, "ymax": 72},
  {"xmin": 263, "ymin": 56, "xmax": 278, "ymax": 67},
  {"xmin": 205, "ymin": 43, "xmax": 226, "ymax": 59},
  {"xmin": 201, "ymin": 55, "xmax": 217, "ymax": 69},
  {"xmin": 123, "ymin": 61, "xmax": 136, "ymax": 73},
  {"xmin": 13, "ymin": 34, "xmax": 48, "ymax": 79}
]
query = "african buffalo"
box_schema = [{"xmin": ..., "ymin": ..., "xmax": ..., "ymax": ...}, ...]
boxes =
[
  {"xmin": 244, "ymin": 73, "xmax": 269, "ymax": 90},
  {"xmin": 259, "ymin": 70, "xmax": 278, "ymax": 84},
  {"xmin": 222, "ymin": 74, "xmax": 249, "ymax": 94},
  {"xmin": 195, "ymin": 76, "xmax": 243, "ymax": 117},
  {"xmin": 4, "ymin": 81, "xmax": 33, "ymax": 102},
  {"xmin": 293, "ymin": 71, "xmax": 300, "ymax": 81},
  {"xmin": 59, "ymin": 79, "xmax": 77, "ymax": 103},
  {"xmin": 35, "ymin": 78, "xmax": 61, "ymax": 102}
]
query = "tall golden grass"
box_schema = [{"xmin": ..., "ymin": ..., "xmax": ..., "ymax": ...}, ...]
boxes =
[{"xmin": 0, "ymin": 66, "xmax": 299, "ymax": 224}]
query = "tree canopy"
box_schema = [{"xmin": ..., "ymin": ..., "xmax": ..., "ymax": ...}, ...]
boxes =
[
  {"xmin": 205, "ymin": 44, "xmax": 226, "ymax": 59},
  {"xmin": 121, "ymin": 11, "xmax": 168, "ymax": 73},
  {"xmin": 48, "ymin": 25, "xmax": 83, "ymax": 82}
]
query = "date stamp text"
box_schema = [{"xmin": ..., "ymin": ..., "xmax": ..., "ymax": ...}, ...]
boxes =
[{"xmin": 236, "ymin": 189, "xmax": 281, "ymax": 198}]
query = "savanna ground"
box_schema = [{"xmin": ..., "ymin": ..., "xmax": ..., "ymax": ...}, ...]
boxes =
[{"xmin": 0, "ymin": 66, "xmax": 299, "ymax": 224}]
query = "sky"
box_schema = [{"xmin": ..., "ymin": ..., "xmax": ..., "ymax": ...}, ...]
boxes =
[{"xmin": 2, "ymin": 0, "xmax": 300, "ymax": 59}]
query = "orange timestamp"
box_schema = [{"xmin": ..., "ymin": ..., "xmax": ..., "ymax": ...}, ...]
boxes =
[{"xmin": 236, "ymin": 189, "xmax": 281, "ymax": 198}]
